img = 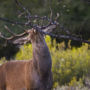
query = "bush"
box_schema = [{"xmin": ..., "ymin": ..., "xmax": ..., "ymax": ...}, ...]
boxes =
[{"xmin": 15, "ymin": 44, "xmax": 32, "ymax": 60}]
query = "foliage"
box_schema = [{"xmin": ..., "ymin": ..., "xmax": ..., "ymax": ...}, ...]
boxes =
[
  {"xmin": 15, "ymin": 36, "xmax": 90, "ymax": 87},
  {"xmin": 15, "ymin": 44, "xmax": 32, "ymax": 60}
]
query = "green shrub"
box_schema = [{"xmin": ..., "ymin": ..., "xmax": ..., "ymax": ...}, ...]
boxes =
[
  {"xmin": 51, "ymin": 42, "xmax": 90, "ymax": 87},
  {"xmin": 15, "ymin": 44, "xmax": 32, "ymax": 60},
  {"xmin": 14, "ymin": 36, "xmax": 90, "ymax": 87}
]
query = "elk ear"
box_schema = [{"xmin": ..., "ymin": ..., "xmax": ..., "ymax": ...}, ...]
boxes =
[{"xmin": 43, "ymin": 24, "xmax": 56, "ymax": 33}]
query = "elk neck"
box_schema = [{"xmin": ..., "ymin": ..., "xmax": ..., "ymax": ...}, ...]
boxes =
[{"xmin": 31, "ymin": 34, "xmax": 52, "ymax": 77}]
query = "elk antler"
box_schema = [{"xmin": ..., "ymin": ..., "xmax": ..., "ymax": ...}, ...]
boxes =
[
  {"xmin": 0, "ymin": 25, "xmax": 30, "ymax": 45},
  {"xmin": 14, "ymin": 0, "xmax": 58, "ymax": 31}
]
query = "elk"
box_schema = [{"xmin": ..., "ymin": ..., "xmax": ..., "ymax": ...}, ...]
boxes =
[
  {"xmin": 0, "ymin": 0, "xmax": 57, "ymax": 89},
  {"xmin": 0, "ymin": 24, "xmax": 56, "ymax": 90}
]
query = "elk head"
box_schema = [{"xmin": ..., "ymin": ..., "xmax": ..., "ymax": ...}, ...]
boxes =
[{"xmin": 0, "ymin": 24, "xmax": 56, "ymax": 46}]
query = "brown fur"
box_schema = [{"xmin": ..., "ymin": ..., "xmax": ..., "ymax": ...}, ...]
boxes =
[{"xmin": 0, "ymin": 29, "xmax": 53, "ymax": 90}]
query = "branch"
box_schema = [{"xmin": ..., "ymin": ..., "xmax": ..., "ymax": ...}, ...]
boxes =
[
  {"xmin": 36, "ymin": 28, "xmax": 90, "ymax": 44},
  {"xmin": 4, "ymin": 25, "xmax": 16, "ymax": 36},
  {"xmin": 0, "ymin": 17, "xmax": 26, "ymax": 25}
]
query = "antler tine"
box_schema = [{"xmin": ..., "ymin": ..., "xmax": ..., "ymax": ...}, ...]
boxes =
[
  {"xmin": 4, "ymin": 25, "xmax": 16, "ymax": 36},
  {"xmin": 0, "ymin": 32, "xmax": 13, "ymax": 40},
  {"xmin": 55, "ymin": 13, "xmax": 60, "ymax": 21},
  {"xmin": 0, "ymin": 25, "xmax": 29, "ymax": 45},
  {"xmin": 15, "ymin": 0, "xmax": 31, "ymax": 19},
  {"xmin": 4, "ymin": 25, "xmax": 28, "ymax": 37},
  {"xmin": 50, "ymin": 7, "xmax": 53, "ymax": 23}
]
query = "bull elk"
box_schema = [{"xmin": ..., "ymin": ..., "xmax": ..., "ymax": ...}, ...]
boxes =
[
  {"xmin": 0, "ymin": 0, "xmax": 58, "ymax": 89},
  {"xmin": 0, "ymin": 25, "xmax": 56, "ymax": 90}
]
